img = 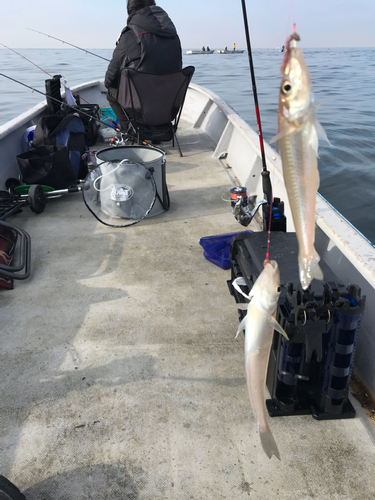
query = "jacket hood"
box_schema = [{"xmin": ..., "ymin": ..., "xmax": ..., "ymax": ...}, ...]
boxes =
[{"xmin": 128, "ymin": 6, "xmax": 178, "ymax": 38}]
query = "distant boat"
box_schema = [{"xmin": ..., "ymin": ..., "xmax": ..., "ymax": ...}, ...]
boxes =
[
  {"xmin": 217, "ymin": 49, "xmax": 245, "ymax": 54},
  {"xmin": 186, "ymin": 49, "xmax": 214, "ymax": 55}
]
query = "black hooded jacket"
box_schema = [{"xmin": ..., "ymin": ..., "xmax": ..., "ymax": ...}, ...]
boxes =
[{"xmin": 105, "ymin": 6, "xmax": 182, "ymax": 89}]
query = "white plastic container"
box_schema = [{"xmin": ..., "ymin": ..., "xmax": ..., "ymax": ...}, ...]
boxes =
[
  {"xmin": 95, "ymin": 145, "xmax": 168, "ymax": 218},
  {"xmin": 98, "ymin": 127, "xmax": 119, "ymax": 142}
]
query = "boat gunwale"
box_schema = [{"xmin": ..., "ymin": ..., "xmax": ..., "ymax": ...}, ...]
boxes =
[{"xmin": 186, "ymin": 82, "xmax": 375, "ymax": 291}]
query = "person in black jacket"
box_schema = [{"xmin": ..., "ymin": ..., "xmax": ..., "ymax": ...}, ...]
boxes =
[{"xmin": 105, "ymin": 0, "xmax": 182, "ymax": 131}]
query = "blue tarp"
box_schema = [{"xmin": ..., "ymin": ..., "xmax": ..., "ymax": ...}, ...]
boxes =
[{"xmin": 199, "ymin": 231, "xmax": 252, "ymax": 269}]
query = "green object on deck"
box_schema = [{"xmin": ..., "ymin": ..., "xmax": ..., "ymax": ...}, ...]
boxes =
[{"xmin": 14, "ymin": 185, "xmax": 55, "ymax": 195}]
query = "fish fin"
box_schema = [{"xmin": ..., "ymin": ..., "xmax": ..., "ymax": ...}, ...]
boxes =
[
  {"xmin": 315, "ymin": 99, "xmax": 324, "ymax": 111},
  {"xmin": 270, "ymin": 128, "xmax": 294, "ymax": 144},
  {"xmin": 312, "ymin": 98, "xmax": 332, "ymax": 151},
  {"xmin": 268, "ymin": 317, "xmax": 289, "ymax": 340},
  {"xmin": 299, "ymin": 251, "xmax": 324, "ymax": 290},
  {"xmin": 236, "ymin": 302, "xmax": 249, "ymax": 311},
  {"xmin": 270, "ymin": 122, "xmax": 301, "ymax": 144},
  {"xmin": 270, "ymin": 131, "xmax": 284, "ymax": 144},
  {"xmin": 310, "ymin": 123, "xmax": 319, "ymax": 157},
  {"xmin": 315, "ymin": 118, "xmax": 332, "ymax": 147},
  {"xmin": 259, "ymin": 429, "xmax": 281, "ymax": 460},
  {"xmin": 315, "ymin": 100, "xmax": 322, "ymax": 111},
  {"xmin": 235, "ymin": 316, "xmax": 247, "ymax": 339},
  {"xmin": 309, "ymin": 125, "xmax": 322, "ymax": 188}
]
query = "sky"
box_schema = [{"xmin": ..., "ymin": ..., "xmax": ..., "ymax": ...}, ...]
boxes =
[{"xmin": 1, "ymin": 0, "xmax": 374, "ymax": 49}]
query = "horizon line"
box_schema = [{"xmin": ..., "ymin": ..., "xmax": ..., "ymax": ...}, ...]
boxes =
[{"xmin": 1, "ymin": 46, "xmax": 375, "ymax": 50}]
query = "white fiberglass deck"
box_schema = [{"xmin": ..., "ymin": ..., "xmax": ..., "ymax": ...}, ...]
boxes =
[{"xmin": 1, "ymin": 118, "xmax": 375, "ymax": 500}]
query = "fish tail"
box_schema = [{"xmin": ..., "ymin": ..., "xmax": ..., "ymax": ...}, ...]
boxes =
[
  {"xmin": 298, "ymin": 250, "xmax": 324, "ymax": 290},
  {"xmin": 259, "ymin": 429, "xmax": 281, "ymax": 460}
]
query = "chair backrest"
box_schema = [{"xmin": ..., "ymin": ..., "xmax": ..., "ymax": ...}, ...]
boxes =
[{"xmin": 117, "ymin": 66, "xmax": 195, "ymax": 127}]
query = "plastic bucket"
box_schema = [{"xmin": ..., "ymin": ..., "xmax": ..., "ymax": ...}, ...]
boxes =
[{"xmin": 95, "ymin": 145, "xmax": 168, "ymax": 217}]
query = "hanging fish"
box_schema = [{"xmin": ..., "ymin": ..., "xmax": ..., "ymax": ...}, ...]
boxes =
[
  {"xmin": 272, "ymin": 32, "xmax": 330, "ymax": 289},
  {"xmin": 234, "ymin": 260, "xmax": 288, "ymax": 460}
]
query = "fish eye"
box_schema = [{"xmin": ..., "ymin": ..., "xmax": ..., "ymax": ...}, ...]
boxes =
[
  {"xmin": 277, "ymin": 286, "xmax": 281, "ymax": 292},
  {"xmin": 282, "ymin": 81, "xmax": 292, "ymax": 94}
]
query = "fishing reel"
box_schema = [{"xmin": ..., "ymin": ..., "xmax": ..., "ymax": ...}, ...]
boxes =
[
  {"xmin": 230, "ymin": 187, "xmax": 267, "ymax": 227},
  {"xmin": 109, "ymin": 135, "xmax": 126, "ymax": 146}
]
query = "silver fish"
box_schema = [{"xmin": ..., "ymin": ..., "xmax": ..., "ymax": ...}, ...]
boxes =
[
  {"xmin": 235, "ymin": 260, "xmax": 288, "ymax": 460},
  {"xmin": 272, "ymin": 32, "xmax": 328, "ymax": 289}
]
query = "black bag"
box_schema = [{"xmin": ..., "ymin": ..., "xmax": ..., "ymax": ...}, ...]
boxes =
[
  {"xmin": 45, "ymin": 74, "xmax": 64, "ymax": 115},
  {"xmin": 70, "ymin": 104, "xmax": 101, "ymax": 146},
  {"xmin": 44, "ymin": 75, "xmax": 100, "ymax": 146},
  {"xmin": 16, "ymin": 145, "xmax": 77, "ymax": 190},
  {"xmin": 33, "ymin": 114, "xmax": 88, "ymax": 178}
]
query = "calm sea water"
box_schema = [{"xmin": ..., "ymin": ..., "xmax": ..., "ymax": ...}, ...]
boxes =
[{"xmin": 1, "ymin": 48, "xmax": 374, "ymax": 242}]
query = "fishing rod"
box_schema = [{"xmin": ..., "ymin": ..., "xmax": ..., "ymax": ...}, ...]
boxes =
[
  {"xmin": 0, "ymin": 42, "xmax": 92, "ymax": 106},
  {"xmin": 0, "ymin": 73, "xmax": 119, "ymax": 131},
  {"xmin": 0, "ymin": 42, "xmax": 119, "ymax": 128},
  {"xmin": 0, "ymin": 43, "xmax": 53, "ymax": 78},
  {"xmin": 240, "ymin": 0, "xmax": 272, "ymax": 206},
  {"xmin": 232, "ymin": 0, "xmax": 288, "ymax": 255},
  {"xmin": 25, "ymin": 28, "xmax": 110, "ymax": 62}
]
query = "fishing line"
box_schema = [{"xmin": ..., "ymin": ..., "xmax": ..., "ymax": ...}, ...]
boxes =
[
  {"xmin": 0, "ymin": 43, "xmax": 52, "ymax": 77},
  {"xmin": 0, "ymin": 43, "xmax": 92, "ymax": 106},
  {"xmin": 293, "ymin": 23, "xmax": 297, "ymax": 47},
  {"xmin": 0, "ymin": 43, "xmax": 120, "ymax": 129},
  {"xmin": 25, "ymin": 28, "xmax": 111, "ymax": 62},
  {"xmin": 0, "ymin": 73, "xmax": 119, "ymax": 131},
  {"xmin": 265, "ymin": 191, "xmax": 273, "ymax": 262},
  {"xmin": 285, "ymin": 0, "xmax": 296, "ymax": 43}
]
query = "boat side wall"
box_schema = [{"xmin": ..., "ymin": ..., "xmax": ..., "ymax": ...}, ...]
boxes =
[
  {"xmin": 183, "ymin": 83, "xmax": 375, "ymax": 397},
  {"xmin": 183, "ymin": 84, "xmax": 295, "ymax": 231},
  {"xmin": 0, "ymin": 102, "xmax": 47, "ymax": 188}
]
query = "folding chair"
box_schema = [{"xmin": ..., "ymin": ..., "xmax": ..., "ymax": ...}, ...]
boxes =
[{"xmin": 116, "ymin": 66, "xmax": 195, "ymax": 157}]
